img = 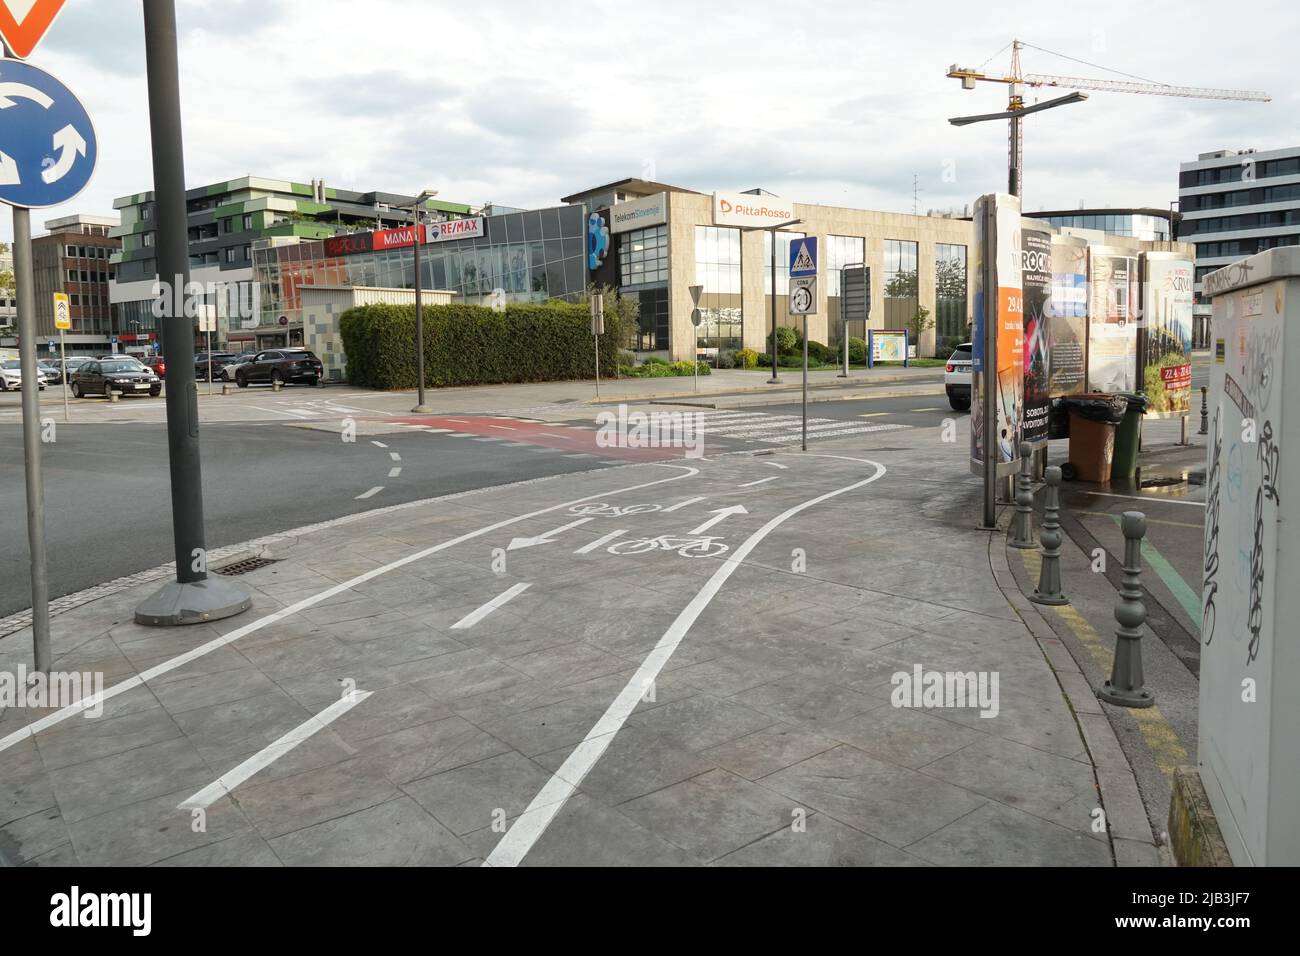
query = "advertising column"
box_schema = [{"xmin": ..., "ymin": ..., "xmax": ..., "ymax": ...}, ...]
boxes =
[
  {"xmin": 1141, "ymin": 253, "xmax": 1194, "ymax": 414},
  {"xmin": 1087, "ymin": 249, "xmax": 1139, "ymax": 392},
  {"xmin": 1020, "ymin": 225, "xmax": 1052, "ymax": 445},
  {"xmin": 970, "ymin": 193, "xmax": 1024, "ymax": 478},
  {"xmin": 1199, "ymin": 249, "xmax": 1300, "ymax": 865}
]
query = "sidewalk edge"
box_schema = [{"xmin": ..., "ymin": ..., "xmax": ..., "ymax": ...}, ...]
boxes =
[{"xmin": 987, "ymin": 524, "xmax": 1161, "ymax": 867}]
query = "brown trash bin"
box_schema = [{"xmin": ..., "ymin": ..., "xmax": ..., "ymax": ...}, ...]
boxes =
[{"xmin": 1067, "ymin": 410, "xmax": 1117, "ymax": 483}]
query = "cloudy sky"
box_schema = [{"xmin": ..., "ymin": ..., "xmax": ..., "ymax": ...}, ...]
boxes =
[{"xmin": 4, "ymin": 0, "xmax": 1298, "ymax": 240}]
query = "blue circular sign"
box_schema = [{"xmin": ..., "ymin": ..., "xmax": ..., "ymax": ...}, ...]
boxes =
[{"xmin": 0, "ymin": 60, "xmax": 98, "ymax": 209}]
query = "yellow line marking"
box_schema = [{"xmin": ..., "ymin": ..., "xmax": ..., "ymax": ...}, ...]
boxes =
[
  {"xmin": 859, "ymin": 412, "xmax": 890, "ymax": 418},
  {"xmin": 1018, "ymin": 550, "xmax": 1189, "ymax": 778},
  {"xmin": 910, "ymin": 407, "xmax": 942, "ymax": 412}
]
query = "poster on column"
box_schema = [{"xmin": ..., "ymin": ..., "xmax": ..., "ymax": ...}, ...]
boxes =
[
  {"xmin": 1142, "ymin": 254, "xmax": 1194, "ymax": 414},
  {"xmin": 1020, "ymin": 226, "xmax": 1052, "ymax": 444},
  {"xmin": 1047, "ymin": 235, "xmax": 1088, "ymax": 396},
  {"xmin": 1087, "ymin": 250, "xmax": 1139, "ymax": 392},
  {"xmin": 970, "ymin": 193, "xmax": 1024, "ymax": 476}
]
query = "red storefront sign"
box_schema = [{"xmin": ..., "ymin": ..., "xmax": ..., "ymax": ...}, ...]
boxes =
[
  {"xmin": 372, "ymin": 226, "xmax": 422, "ymax": 250},
  {"xmin": 1160, "ymin": 363, "xmax": 1192, "ymax": 390},
  {"xmin": 324, "ymin": 233, "xmax": 373, "ymax": 257}
]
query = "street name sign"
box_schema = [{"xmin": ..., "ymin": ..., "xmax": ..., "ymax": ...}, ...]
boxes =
[{"xmin": 0, "ymin": 59, "xmax": 97, "ymax": 208}]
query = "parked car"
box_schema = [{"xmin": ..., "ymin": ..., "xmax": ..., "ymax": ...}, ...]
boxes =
[
  {"xmin": 141, "ymin": 355, "xmax": 166, "ymax": 378},
  {"xmin": 195, "ymin": 351, "xmax": 237, "ymax": 381},
  {"xmin": 944, "ymin": 343, "xmax": 972, "ymax": 411},
  {"xmin": 218, "ymin": 352, "xmax": 257, "ymax": 381},
  {"xmin": 37, "ymin": 361, "xmax": 63, "ymax": 385},
  {"xmin": 70, "ymin": 358, "xmax": 162, "ymax": 398},
  {"xmin": 234, "ymin": 349, "xmax": 323, "ymax": 388},
  {"xmin": 0, "ymin": 360, "xmax": 44, "ymax": 391}
]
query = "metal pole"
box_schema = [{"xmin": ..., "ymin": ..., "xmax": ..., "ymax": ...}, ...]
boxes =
[
  {"xmin": 412, "ymin": 208, "xmax": 430, "ymax": 414},
  {"xmin": 134, "ymin": 0, "xmax": 249, "ymax": 627},
  {"xmin": 1008, "ymin": 115, "xmax": 1022, "ymax": 198},
  {"xmin": 802, "ymin": 316, "xmax": 808, "ymax": 451},
  {"xmin": 206, "ymin": 328, "xmax": 212, "ymax": 396},
  {"xmin": 768, "ymin": 228, "xmax": 779, "ymax": 384},
  {"xmin": 13, "ymin": 207, "xmax": 51, "ymax": 672},
  {"xmin": 981, "ymin": 200, "xmax": 998, "ymax": 529},
  {"xmin": 594, "ymin": 332, "xmax": 601, "ymax": 400},
  {"xmin": 60, "ymin": 328, "xmax": 68, "ymax": 423},
  {"xmin": 840, "ymin": 317, "xmax": 848, "ymax": 377}
]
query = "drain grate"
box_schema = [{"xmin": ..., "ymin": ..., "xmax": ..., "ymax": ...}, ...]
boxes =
[
  {"xmin": 1139, "ymin": 477, "xmax": 1186, "ymax": 489},
  {"xmin": 216, "ymin": 556, "xmax": 279, "ymax": 576}
]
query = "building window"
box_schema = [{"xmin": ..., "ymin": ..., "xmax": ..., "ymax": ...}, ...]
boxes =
[
  {"xmin": 142, "ymin": 232, "xmax": 155, "ymax": 248},
  {"xmin": 764, "ymin": 230, "xmax": 806, "ymax": 336},
  {"xmin": 618, "ymin": 224, "xmax": 668, "ymax": 287},
  {"xmin": 142, "ymin": 206, "xmax": 153, "ymax": 221},
  {"xmin": 243, "ymin": 213, "xmax": 254, "ymax": 231},
  {"xmin": 825, "ymin": 234, "xmax": 865, "ymax": 344},
  {"xmin": 883, "ymin": 239, "xmax": 918, "ymax": 328},
  {"xmin": 935, "ymin": 243, "xmax": 968, "ymax": 353},
  {"xmin": 693, "ymin": 226, "xmax": 742, "ymax": 354}
]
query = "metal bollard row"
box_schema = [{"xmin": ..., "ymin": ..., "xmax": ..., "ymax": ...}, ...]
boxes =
[
  {"xmin": 1099, "ymin": 511, "xmax": 1155, "ymax": 708},
  {"xmin": 1029, "ymin": 466, "xmax": 1068, "ymax": 606},
  {"xmin": 1010, "ymin": 441, "xmax": 1036, "ymax": 549}
]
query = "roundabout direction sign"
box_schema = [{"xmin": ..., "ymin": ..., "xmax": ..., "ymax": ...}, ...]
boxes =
[{"xmin": 0, "ymin": 59, "xmax": 98, "ymax": 209}]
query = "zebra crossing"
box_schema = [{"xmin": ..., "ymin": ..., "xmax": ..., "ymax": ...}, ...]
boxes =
[{"xmin": 693, "ymin": 410, "xmax": 910, "ymax": 445}]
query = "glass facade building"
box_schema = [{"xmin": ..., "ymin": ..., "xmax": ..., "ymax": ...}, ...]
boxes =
[
  {"xmin": 825, "ymin": 234, "xmax": 865, "ymax": 344},
  {"xmin": 1035, "ymin": 210, "xmax": 1172, "ymax": 241},
  {"xmin": 934, "ymin": 243, "xmax": 968, "ymax": 353},
  {"xmin": 693, "ymin": 226, "xmax": 742, "ymax": 353},
  {"xmin": 883, "ymin": 239, "xmax": 918, "ymax": 328},
  {"xmin": 764, "ymin": 230, "xmax": 806, "ymax": 333},
  {"xmin": 618, "ymin": 224, "xmax": 670, "ymax": 351}
]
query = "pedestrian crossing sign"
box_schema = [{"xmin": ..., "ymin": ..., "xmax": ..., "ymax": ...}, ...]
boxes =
[{"xmin": 789, "ymin": 237, "xmax": 817, "ymax": 278}]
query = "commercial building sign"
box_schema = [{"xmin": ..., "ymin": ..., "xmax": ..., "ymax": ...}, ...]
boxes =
[
  {"xmin": 373, "ymin": 226, "xmax": 422, "ymax": 251},
  {"xmin": 425, "ymin": 217, "xmax": 485, "ymax": 243},
  {"xmin": 713, "ymin": 191, "xmax": 796, "ymax": 229},
  {"xmin": 1020, "ymin": 227, "xmax": 1052, "ymax": 445},
  {"xmin": 610, "ymin": 193, "xmax": 667, "ymax": 234},
  {"xmin": 324, "ymin": 233, "xmax": 373, "ymax": 257}
]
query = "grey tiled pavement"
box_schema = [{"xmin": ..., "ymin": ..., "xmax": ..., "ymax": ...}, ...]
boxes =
[{"xmin": 0, "ymin": 416, "xmax": 1119, "ymax": 867}]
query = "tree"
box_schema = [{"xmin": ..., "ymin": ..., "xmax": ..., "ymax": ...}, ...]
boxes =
[
  {"xmin": 906, "ymin": 305, "xmax": 935, "ymax": 352},
  {"xmin": 0, "ymin": 241, "xmax": 13, "ymax": 300}
]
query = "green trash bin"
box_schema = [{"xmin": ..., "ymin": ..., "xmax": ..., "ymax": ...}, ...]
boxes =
[{"xmin": 1111, "ymin": 393, "xmax": 1149, "ymax": 480}]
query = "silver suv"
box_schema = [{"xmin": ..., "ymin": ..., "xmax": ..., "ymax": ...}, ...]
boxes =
[{"xmin": 944, "ymin": 343, "xmax": 972, "ymax": 411}]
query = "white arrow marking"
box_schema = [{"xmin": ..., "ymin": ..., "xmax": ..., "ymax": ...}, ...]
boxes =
[
  {"xmin": 40, "ymin": 124, "xmax": 87, "ymax": 185},
  {"xmin": 0, "ymin": 82, "xmax": 54, "ymax": 110},
  {"xmin": 506, "ymin": 516, "xmax": 592, "ymax": 551},
  {"xmin": 0, "ymin": 150, "xmax": 19, "ymax": 187},
  {"xmin": 690, "ymin": 505, "xmax": 748, "ymax": 536}
]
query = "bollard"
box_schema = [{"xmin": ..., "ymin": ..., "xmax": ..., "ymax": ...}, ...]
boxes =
[
  {"xmin": 1199, "ymin": 386, "xmax": 1209, "ymax": 436},
  {"xmin": 1099, "ymin": 511, "xmax": 1154, "ymax": 708},
  {"xmin": 222, "ymin": 382, "xmax": 231, "ymax": 396},
  {"xmin": 1010, "ymin": 441, "xmax": 1036, "ymax": 549},
  {"xmin": 108, "ymin": 389, "xmax": 119, "ymax": 404},
  {"xmin": 1029, "ymin": 466, "xmax": 1069, "ymax": 606},
  {"xmin": 272, "ymin": 380, "xmax": 282, "ymax": 393}
]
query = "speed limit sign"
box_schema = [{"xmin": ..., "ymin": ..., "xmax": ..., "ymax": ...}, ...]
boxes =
[{"xmin": 789, "ymin": 276, "xmax": 817, "ymax": 315}]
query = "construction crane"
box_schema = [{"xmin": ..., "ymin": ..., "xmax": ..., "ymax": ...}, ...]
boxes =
[{"xmin": 947, "ymin": 39, "xmax": 1270, "ymax": 199}]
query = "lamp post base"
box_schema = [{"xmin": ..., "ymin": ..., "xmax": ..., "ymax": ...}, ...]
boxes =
[
  {"xmin": 134, "ymin": 577, "xmax": 253, "ymax": 628},
  {"xmin": 411, "ymin": 405, "xmax": 432, "ymax": 414}
]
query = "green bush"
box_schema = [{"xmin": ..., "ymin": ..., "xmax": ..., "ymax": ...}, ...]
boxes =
[
  {"xmin": 735, "ymin": 348, "xmax": 759, "ymax": 370},
  {"xmin": 623, "ymin": 359, "xmax": 710, "ymax": 379},
  {"xmin": 847, "ymin": 336, "xmax": 867, "ymax": 365},
  {"xmin": 339, "ymin": 301, "xmax": 620, "ymax": 389},
  {"xmin": 806, "ymin": 340, "xmax": 833, "ymax": 364},
  {"xmin": 716, "ymin": 350, "xmax": 737, "ymax": 369},
  {"xmin": 768, "ymin": 326, "xmax": 799, "ymax": 356},
  {"xmin": 642, "ymin": 355, "xmax": 670, "ymax": 366}
]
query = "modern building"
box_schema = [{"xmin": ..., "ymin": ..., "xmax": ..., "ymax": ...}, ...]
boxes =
[
  {"xmin": 248, "ymin": 204, "xmax": 589, "ymax": 356},
  {"xmin": 569, "ymin": 178, "xmax": 977, "ymax": 359},
  {"xmin": 1032, "ymin": 208, "xmax": 1176, "ymax": 242},
  {"xmin": 1179, "ymin": 146, "xmax": 1300, "ymax": 342},
  {"xmin": 0, "ymin": 214, "xmax": 120, "ymax": 356},
  {"xmin": 109, "ymin": 175, "xmax": 477, "ymax": 351},
  {"xmin": 0, "ymin": 246, "xmax": 14, "ymax": 332}
]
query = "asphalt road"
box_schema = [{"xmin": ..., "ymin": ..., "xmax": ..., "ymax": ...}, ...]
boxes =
[{"xmin": 0, "ymin": 421, "xmax": 625, "ymax": 617}]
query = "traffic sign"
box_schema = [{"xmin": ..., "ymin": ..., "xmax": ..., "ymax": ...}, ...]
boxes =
[
  {"xmin": 789, "ymin": 237, "xmax": 818, "ymax": 278},
  {"xmin": 789, "ymin": 276, "xmax": 817, "ymax": 314},
  {"xmin": 0, "ymin": 59, "xmax": 98, "ymax": 209},
  {"xmin": 46, "ymin": 338, "xmax": 54, "ymax": 352},
  {"xmin": 0, "ymin": 0, "xmax": 66, "ymax": 60},
  {"xmin": 52, "ymin": 291, "xmax": 69, "ymax": 329}
]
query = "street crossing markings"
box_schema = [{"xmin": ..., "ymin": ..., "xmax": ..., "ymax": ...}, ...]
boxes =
[
  {"xmin": 451, "ymin": 583, "xmax": 532, "ymax": 630},
  {"xmin": 371, "ymin": 441, "xmax": 388, "ymax": 448},
  {"xmin": 389, "ymin": 452, "xmax": 401, "ymax": 461},
  {"xmin": 388, "ymin": 467, "xmax": 402, "ymax": 478},
  {"xmin": 177, "ymin": 691, "xmax": 373, "ymax": 811}
]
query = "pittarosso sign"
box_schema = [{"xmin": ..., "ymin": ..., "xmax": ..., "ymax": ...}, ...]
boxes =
[
  {"xmin": 426, "ymin": 217, "xmax": 485, "ymax": 243},
  {"xmin": 610, "ymin": 194, "xmax": 667, "ymax": 234},
  {"xmin": 713, "ymin": 191, "xmax": 796, "ymax": 228}
]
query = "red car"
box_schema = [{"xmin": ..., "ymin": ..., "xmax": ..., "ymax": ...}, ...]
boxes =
[{"xmin": 142, "ymin": 355, "xmax": 166, "ymax": 378}]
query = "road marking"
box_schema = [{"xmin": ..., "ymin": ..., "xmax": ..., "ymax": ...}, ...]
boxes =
[
  {"xmin": 473, "ymin": 437, "xmax": 502, "ymax": 442},
  {"xmin": 388, "ymin": 467, "xmax": 402, "ymax": 479},
  {"xmin": 389, "ymin": 452, "xmax": 401, "ymax": 461},
  {"xmin": 761, "ymin": 460, "xmax": 789, "ymax": 470},
  {"xmin": 424, "ymin": 428, "xmax": 454, "ymax": 434},
  {"xmin": 355, "ymin": 486, "xmax": 384, "ymax": 500},
  {"xmin": 1108, "ymin": 514, "xmax": 1202, "ymax": 623},
  {"xmin": 451, "ymin": 583, "xmax": 532, "ymax": 630},
  {"xmin": 448, "ymin": 419, "xmax": 468, "ymax": 423},
  {"xmin": 177, "ymin": 691, "xmax": 373, "ymax": 810},
  {"xmin": 1085, "ymin": 491, "xmax": 1205, "ymax": 508},
  {"xmin": 739, "ymin": 476, "xmax": 777, "ymax": 488},
  {"xmin": 0, "ymin": 466, "xmax": 699, "ymax": 757},
  {"xmin": 371, "ymin": 441, "xmax": 388, "ymax": 449},
  {"xmin": 530, "ymin": 447, "xmax": 562, "ymax": 453},
  {"xmin": 489, "ymin": 424, "xmax": 516, "ymax": 431},
  {"xmin": 910, "ymin": 407, "xmax": 941, "ymax": 412},
  {"xmin": 507, "ymin": 517, "xmax": 593, "ymax": 551},
  {"xmin": 763, "ymin": 424, "xmax": 909, "ymax": 443},
  {"xmin": 563, "ymin": 453, "xmax": 594, "ymax": 459},
  {"xmin": 662, "ymin": 496, "xmax": 706, "ymax": 513},
  {"xmin": 540, "ymin": 433, "xmax": 573, "ymax": 440},
  {"xmin": 575, "ymin": 529, "xmax": 628, "ymax": 554},
  {"xmin": 483, "ymin": 455, "xmax": 887, "ymax": 867},
  {"xmin": 448, "ymin": 432, "xmax": 475, "ymax": 438},
  {"xmin": 859, "ymin": 412, "xmax": 890, "ymax": 418},
  {"xmin": 690, "ymin": 505, "xmax": 748, "ymax": 535}
]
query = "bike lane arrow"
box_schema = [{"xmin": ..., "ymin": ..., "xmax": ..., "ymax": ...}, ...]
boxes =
[
  {"xmin": 507, "ymin": 517, "xmax": 593, "ymax": 551},
  {"xmin": 689, "ymin": 505, "xmax": 749, "ymax": 536}
]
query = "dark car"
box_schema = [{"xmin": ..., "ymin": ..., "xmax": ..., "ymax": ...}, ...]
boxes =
[
  {"xmin": 235, "ymin": 349, "xmax": 323, "ymax": 388},
  {"xmin": 70, "ymin": 358, "xmax": 162, "ymax": 399},
  {"xmin": 194, "ymin": 351, "xmax": 237, "ymax": 381},
  {"xmin": 37, "ymin": 360, "xmax": 65, "ymax": 385}
]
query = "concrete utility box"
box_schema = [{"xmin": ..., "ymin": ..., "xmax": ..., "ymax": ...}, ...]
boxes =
[{"xmin": 1200, "ymin": 247, "xmax": 1300, "ymax": 865}]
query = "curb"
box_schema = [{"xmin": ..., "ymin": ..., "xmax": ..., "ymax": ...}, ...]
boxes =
[
  {"xmin": 585, "ymin": 373, "xmax": 945, "ymax": 406},
  {"xmin": 987, "ymin": 518, "xmax": 1162, "ymax": 867},
  {"xmin": 1167, "ymin": 766, "xmax": 1233, "ymax": 866}
]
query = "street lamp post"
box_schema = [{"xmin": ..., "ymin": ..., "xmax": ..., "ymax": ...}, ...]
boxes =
[{"xmin": 410, "ymin": 189, "xmax": 437, "ymax": 414}]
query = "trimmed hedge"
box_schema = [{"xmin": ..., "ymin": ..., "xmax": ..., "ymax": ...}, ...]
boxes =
[{"xmin": 339, "ymin": 302, "xmax": 621, "ymax": 390}]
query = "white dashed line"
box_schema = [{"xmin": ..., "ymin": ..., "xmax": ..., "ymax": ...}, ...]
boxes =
[
  {"xmin": 355, "ymin": 486, "xmax": 384, "ymax": 500},
  {"xmin": 739, "ymin": 476, "xmax": 778, "ymax": 488},
  {"xmin": 489, "ymin": 425, "xmax": 516, "ymax": 431},
  {"xmin": 662, "ymin": 496, "xmax": 706, "ymax": 513},
  {"xmin": 388, "ymin": 467, "xmax": 402, "ymax": 478},
  {"xmin": 371, "ymin": 441, "xmax": 388, "ymax": 449},
  {"xmin": 575, "ymin": 529, "xmax": 627, "ymax": 554},
  {"xmin": 451, "ymin": 583, "xmax": 531, "ymax": 630},
  {"xmin": 389, "ymin": 452, "xmax": 402, "ymax": 461}
]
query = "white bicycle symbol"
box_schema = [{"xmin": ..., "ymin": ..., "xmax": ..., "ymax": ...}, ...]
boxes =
[
  {"xmin": 569, "ymin": 502, "xmax": 662, "ymax": 518},
  {"xmin": 608, "ymin": 535, "xmax": 729, "ymax": 558}
]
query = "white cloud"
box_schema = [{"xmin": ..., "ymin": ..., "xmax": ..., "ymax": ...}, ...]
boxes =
[{"xmin": 3, "ymin": 0, "xmax": 1298, "ymax": 241}]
